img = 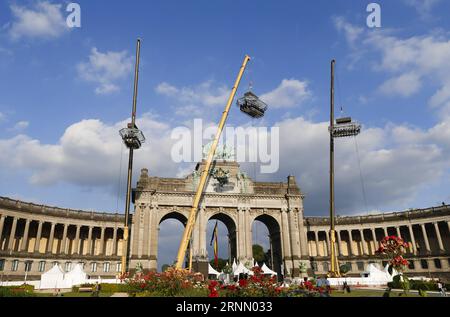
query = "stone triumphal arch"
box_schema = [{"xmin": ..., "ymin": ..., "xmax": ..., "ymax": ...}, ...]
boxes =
[{"xmin": 129, "ymin": 159, "xmax": 308, "ymax": 277}]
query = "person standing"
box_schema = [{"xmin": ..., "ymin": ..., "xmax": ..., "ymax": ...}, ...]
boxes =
[
  {"xmin": 437, "ymin": 281, "xmax": 446, "ymax": 297},
  {"xmin": 324, "ymin": 276, "xmax": 331, "ymax": 297}
]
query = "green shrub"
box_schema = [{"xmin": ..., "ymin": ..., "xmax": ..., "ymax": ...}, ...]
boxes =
[
  {"xmin": 99, "ymin": 283, "xmax": 128, "ymax": 293},
  {"xmin": 418, "ymin": 289, "xmax": 427, "ymax": 297},
  {"xmin": 80, "ymin": 283, "xmax": 94, "ymax": 287},
  {"xmin": 19, "ymin": 284, "xmax": 35, "ymax": 292},
  {"xmin": 0, "ymin": 286, "xmax": 36, "ymax": 297},
  {"xmin": 409, "ymin": 280, "xmax": 438, "ymax": 291}
]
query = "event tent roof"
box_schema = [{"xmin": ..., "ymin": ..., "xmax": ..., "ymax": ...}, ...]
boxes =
[
  {"xmin": 233, "ymin": 262, "xmax": 253, "ymax": 276},
  {"xmin": 260, "ymin": 263, "xmax": 277, "ymax": 276},
  {"xmin": 208, "ymin": 264, "xmax": 221, "ymax": 276}
]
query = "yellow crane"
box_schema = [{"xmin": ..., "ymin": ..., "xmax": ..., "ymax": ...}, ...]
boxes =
[{"xmin": 175, "ymin": 55, "xmax": 251, "ymax": 269}]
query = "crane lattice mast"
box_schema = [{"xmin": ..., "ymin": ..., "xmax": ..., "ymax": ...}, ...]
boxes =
[{"xmin": 175, "ymin": 55, "xmax": 251, "ymax": 269}]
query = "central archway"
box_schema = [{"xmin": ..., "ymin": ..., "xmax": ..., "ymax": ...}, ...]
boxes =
[
  {"xmin": 252, "ymin": 214, "xmax": 283, "ymax": 279},
  {"xmin": 207, "ymin": 213, "xmax": 237, "ymax": 270},
  {"xmin": 158, "ymin": 212, "xmax": 187, "ymax": 271}
]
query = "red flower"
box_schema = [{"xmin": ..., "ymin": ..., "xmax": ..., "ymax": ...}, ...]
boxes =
[
  {"xmin": 239, "ymin": 279, "xmax": 248, "ymax": 288},
  {"xmin": 227, "ymin": 285, "xmax": 237, "ymax": 291},
  {"xmin": 209, "ymin": 280, "xmax": 219, "ymax": 288},
  {"xmin": 208, "ymin": 289, "xmax": 219, "ymax": 297}
]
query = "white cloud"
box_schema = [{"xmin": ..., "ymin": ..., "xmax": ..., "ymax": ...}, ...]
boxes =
[
  {"xmin": 270, "ymin": 116, "xmax": 450, "ymax": 214},
  {"xmin": 157, "ymin": 78, "xmax": 311, "ymax": 116},
  {"xmin": 379, "ymin": 72, "xmax": 422, "ymax": 97},
  {"xmin": 6, "ymin": 120, "xmax": 29, "ymax": 132},
  {"xmin": 156, "ymin": 80, "xmax": 230, "ymax": 116},
  {"xmin": 334, "ymin": 17, "xmax": 450, "ymax": 115},
  {"xmin": 333, "ymin": 16, "xmax": 364, "ymax": 47},
  {"xmin": 260, "ymin": 79, "xmax": 311, "ymax": 108},
  {"xmin": 402, "ymin": 0, "xmax": 442, "ymax": 19},
  {"xmin": 77, "ymin": 48, "xmax": 133, "ymax": 95},
  {"xmin": 8, "ymin": 1, "xmax": 68, "ymax": 40},
  {"xmin": 12, "ymin": 121, "xmax": 29, "ymax": 131},
  {"xmin": 0, "ymin": 114, "xmax": 178, "ymax": 187}
]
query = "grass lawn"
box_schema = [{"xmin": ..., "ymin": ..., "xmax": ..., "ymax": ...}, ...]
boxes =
[
  {"xmin": 331, "ymin": 289, "xmax": 438, "ymax": 297},
  {"xmin": 35, "ymin": 292, "xmax": 113, "ymax": 297}
]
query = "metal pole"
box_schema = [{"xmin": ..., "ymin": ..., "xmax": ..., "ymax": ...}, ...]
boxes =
[
  {"xmin": 121, "ymin": 39, "xmax": 141, "ymax": 275},
  {"xmin": 175, "ymin": 55, "xmax": 251, "ymax": 269},
  {"xmin": 329, "ymin": 59, "xmax": 340, "ymax": 276}
]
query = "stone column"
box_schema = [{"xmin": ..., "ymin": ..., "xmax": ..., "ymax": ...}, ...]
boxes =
[
  {"xmin": 408, "ymin": 225, "xmax": 417, "ymax": 254},
  {"xmin": 47, "ymin": 222, "xmax": 56, "ymax": 253},
  {"xmin": 281, "ymin": 209, "xmax": 292, "ymax": 261},
  {"xmin": 142, "ymin": 205, "xmax": 150, "ymax": 258},
  {"xmin": 371, "ymin": 228, "xmax": 377, "ymax": 255},
  {"xmin": 134, "ymin": 205, "xmax": 145, "ymax": 258},
  {"xmin": 199, "ymin": 206, "xmax": 207, "ymax": 259},
  {"xmin": 314, "ymin": 231, "xmax": 320, "ymax": 256},
  {"xmin": 325, "ymin": 230, "xmax": 330, "ymax": 256},
  {"xmin": 383, "ymin": 227, "xmax": 388, "ymax": 237},
  {"xmin": 246, "ymin": 208, "xmax": 254, "ymax": 260},
  {"xmin": 420, "ymin": 224, "xmax": 431, "ymax": 253},
  {"xmin": 8, "ymin": 217, "xmax": 18, "ymax": 251},
  {"xmin": 74, "ymin": 225, "xmax": 81, "ymax": 254},
  {"xmin": 396, "ymin": 226, "xmax": 402, "ymax": 239},
  {"xmin": 0, "ymin": 215, "xmax": 6, "ymax": 245},
  {"xmin": 348, "ymin": 230, "xmax": 354, "ymax": 256},
  {"xmin": 34, "ymin": 221, "xmax": 43, "ymax": 253},
  {"xmin": 360, "ymin": 229, "xmax": 367, "ymax": 255},
  {"xmin": 99, "ymin": 227, "xmax": 105, "ymax": 255},
  {"xmin": 20, "ymin": 219, "xmax": 31, "ymax": 252},
  {"xmin": 112, "ymin": 227, "xmax": 118, "ymax": 256},
  {"xmin": 191, "ymin": 210, "xmax": 201, "ymax": 260},
  {"xmin": 148, "ymin": 204, "xmax": 159, "ymax": 270},
  {"xmin": 336, "ymin": 230, "xmax": 342, "ymax": 256},
  {"xmin": 288, "ymin": 208, "xmax": 301, "ymax": 259},
  {"xmin": 237, "ymin": 207, "xmax": 245, "ymax": 260},
  {"xmin": 433, "ymin": 222, "xmax": 445, "ymax": 252},
  {"xmin": 87, "ymin": 226, "xmax": 93, "ymax": 255},
  {"xmin": 61, "ymin": 224, "xmax": 68, "ymax": 254}
]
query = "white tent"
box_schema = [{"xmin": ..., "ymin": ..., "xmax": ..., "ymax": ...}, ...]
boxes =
[
  {"xmin": 39, "ymin": 264, "xmax": 69, "ymax": 289},
  {"xmin": 362, "ymin": 263, "xmax": 391, "ymax": 283},
  {"xmin": 233, "ymin": 262, "xmax": 253, "ymax": 276},
  {"xmin": 232, "ymin": 259, "xmax": 238, "ymax": 272},
  {"xmin": 208, "ymin": 264, "xmax": 221, "ymax": 277},
  {"xmin": 383, "ymin": 263, "xmax": 399, "ymax": 279},
  {"xmin": 253, "ymin": 259, "xmax": 259, "ymax": 267},
  {"xmin": 260, "ymin": 263, "xmax": 277, "ymax": 276},
  {"xmin": 64, "ymin": 263, "xmax": 87, "ymax": 286}
]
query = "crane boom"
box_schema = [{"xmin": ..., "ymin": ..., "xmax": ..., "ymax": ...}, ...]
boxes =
[{"xmin": 175, "ymin": 55, "xmax": 251, "ymax": 269}]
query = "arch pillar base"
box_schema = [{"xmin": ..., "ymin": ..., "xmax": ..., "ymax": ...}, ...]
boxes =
[
  {"xmin": 129, "ymin": 258, "xmax": 155, "ymax": 273},
  {"xmin": 192, "ymin": 259, "xmax": 209, "ymax": 278}
]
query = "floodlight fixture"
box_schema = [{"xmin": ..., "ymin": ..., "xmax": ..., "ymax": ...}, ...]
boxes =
[
  {"xmin": 120, "ymin": 123, "xmax": 146, "ymax": 150},
  {"xmin": 329, "ymin": 117, "xmax": 361, "ymax": 138}
]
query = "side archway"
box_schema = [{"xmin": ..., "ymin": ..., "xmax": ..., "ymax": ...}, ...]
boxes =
[
  {"xmin": 207, "ymin": 213, "xmax": 237, "ymax": 266},
  {"xmin": 157, "ymin": 211, "xmax": 187, "ymax": 271},
  {"xmin": 252, "ymin": 214, "xmax": 283, "ymax": 278}
]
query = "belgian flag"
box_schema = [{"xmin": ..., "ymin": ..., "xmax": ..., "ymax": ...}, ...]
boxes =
[{"xmin": 210, "ymin": 221, "xmax": 219, "ymax": 268}]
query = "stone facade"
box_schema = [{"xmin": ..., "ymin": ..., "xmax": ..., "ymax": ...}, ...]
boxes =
[{"xmin": 0, "ymin": 160, "xmax": 449, "ymax": 281}]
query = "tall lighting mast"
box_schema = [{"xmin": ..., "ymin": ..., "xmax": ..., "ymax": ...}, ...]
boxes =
[
  {"xmin": 328, "ymin": 59, "xmax": 361, "ymax": 277},
  {"xmin": 119, "ymin": 39, "xmax": 145, "ymax": 275}
]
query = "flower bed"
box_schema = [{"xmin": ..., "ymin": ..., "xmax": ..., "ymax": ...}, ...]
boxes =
[{"xmin": 121, "ymin": 266, "xmax": 325, "ymax": 297}]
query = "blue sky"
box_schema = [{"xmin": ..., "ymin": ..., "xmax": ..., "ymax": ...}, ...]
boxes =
[{"xmin": 1, "ymin": 0, "xmax": 450, "ymax": 268}]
